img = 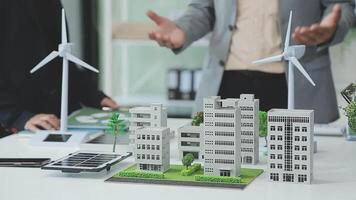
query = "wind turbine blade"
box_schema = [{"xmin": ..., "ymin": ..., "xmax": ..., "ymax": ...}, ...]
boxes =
[
  {"xmin": 62, "ymin": 9, "xmax": 68, "ymax": 44},
  {"xmin": 290, "ymin": 57, "xmax": 316, "ymax": 86},
  {"xmin": 253, "ymin": 54, "xmax": 284, "ymax": 65},
  {"xmin": 30, "ymin": 51, "xmax": 59, "ymax": 73},
  {"xmin": 284, "ymin": 11, "xmax": 293, "ymax": 52},
  {"xmin": 66, "ymin": 53, "xmax": 99, "ymax": 73}
]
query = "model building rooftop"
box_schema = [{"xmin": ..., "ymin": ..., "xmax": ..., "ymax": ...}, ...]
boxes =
[
  {"xmin": 268, "ymin": 109, "xmax": 314, "ymax": 115},
  {"xmin": 129, "ymin": 103, "xmax": 167, "ymax": 113}
]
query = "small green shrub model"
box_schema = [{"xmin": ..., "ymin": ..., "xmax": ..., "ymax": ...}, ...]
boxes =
[
  {"xmin": 181, "ymin": 163, "xmax": 202, "ymax": 176},
  {"xmin": 195, "ymin": 175, "xmax": 241, "ymax": 184},
  {"xmin": 191, "ymin": 163, "xmax": 201, "ymax": 171},
  {"xmin": 192, "ymin": 112, "xmax": 204, "ymax": 126},
  {"xmin": 118, "ymin": 171, "xmax": 164, "ymax": 179},
  {"xmin": 114, "ymin": 164, "xmax": 264, "ymax": 187},
  {"xmin": 259, "ymin": 111, "xmax": 268, "ymax": 146},
  {"xmin": 180, "ymin": 169, "xmax": 190, "ymax": 176},
  {"xmin": 344, "ymin": 101, "xmax": 356, "ymax": 132},
  {"xmin": 107, "ymin": 113, "xmax": 127, "ymax": 152},
  {"xmin": 259, "ymin": 111, "xmax": 267, "ymax": 138},
  {"xmin": 182, "ymin": 153, "xmax": 195, "ymax": 169}
]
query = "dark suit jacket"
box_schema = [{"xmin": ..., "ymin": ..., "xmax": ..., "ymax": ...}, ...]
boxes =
[{"xmin": 0, "ymin": 0, "xmax": 106, "ymax": 133}]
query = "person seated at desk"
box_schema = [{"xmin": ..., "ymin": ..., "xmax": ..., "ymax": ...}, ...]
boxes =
[
  {"xmin": 0, "ymin": 123, "xmax": 12, "ymax": 139},
  {"xmin": 146, "ymin": 0, "xmax": 355, "ymax": 123},
  {"xmin": 0, "ymin": 0, "xmax": 118, "ymax": 134}
]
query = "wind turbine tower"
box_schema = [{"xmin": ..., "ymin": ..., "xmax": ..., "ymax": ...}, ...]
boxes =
[
  {"xmin": 30, "ymin": 9, "xmax": 99, "ymax": 133},
  {"xmin": 253, "ymin": 11, "xmax": 316, "ymax": 109}
]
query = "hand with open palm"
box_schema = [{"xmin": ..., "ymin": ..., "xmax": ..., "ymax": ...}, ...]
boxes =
[
  {"xmin": 293, "ymin": 4, "xmax": 342, "ymax": 46},
  {"xmin": 146, "ymin": 10, "xmax": 186, "ymax": 49}
]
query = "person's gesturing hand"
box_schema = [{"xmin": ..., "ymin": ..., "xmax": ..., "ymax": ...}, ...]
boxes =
[
  {"xmin": 292, "ymin": 4, "xmax": 342, "ymax": 46},
  {"xmin": 100, "ymin": 97, "xmax": 119, "ymax": 110},
  {"xmin": 25, "ymin": 114, "xmax": 60, "ymax": 132},
  {"xmin": 146, "ymin": 10, "xmax": 186, "ymax": 49}
]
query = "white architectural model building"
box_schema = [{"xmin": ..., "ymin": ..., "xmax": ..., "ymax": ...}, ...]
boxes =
[
  {"xmin": 135, "ymin": 127, "xmax": 170, "ymax": 172},
  {"xmin": 129, "ymin": 103, "xmax": 167, "ymax": 130},
  {"xmin": 267, "ymin": 109, "xmax": 314, "ymax": 184},
  {"xmin": 177, "ymin": 124, "xmax": 203, "ymax": 160},
  {"xmin": 238, "ymin": 94, "xmax": 259, "ymax": 164},
  {"xmin": 130, "ymin": 103, "xmax": 170, "ymax": 172},
  {"xmin": 178, "ymin": 94, "xmax": 259, "ymax": 165},
  {"xmin": 203, "ymin": 96, "xmax": 241, "ymax": 177},
  {"xmin": 129, "ymin": 104, "xmax": 167, "ymax": 147}
]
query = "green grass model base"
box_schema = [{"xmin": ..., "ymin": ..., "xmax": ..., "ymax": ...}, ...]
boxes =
[{"xmin": 107, "ymin": 164, "xmax": 263, "ymax": 189}]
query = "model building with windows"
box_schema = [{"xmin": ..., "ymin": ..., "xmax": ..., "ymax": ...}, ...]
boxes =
[
  {"xmin": 177, "ymin": 94, "xmax": 260, "ymax": 166},
  {"xmin": 129, "ymin": 103, "xmax": 167, "ymax": 130},
  {"xmin": 203, "ymin": 96, "xmax": 241, "ymax": 177},
  {"xmin": 113, "ymin": 100, "xmax": 264, "ymax": 188},
  {"xmin": 238, "ymin": 94, "xmax": 259, "ymax": 165},
  {"xmin": 135, "ymin": 127, "xmax": 170, "ymax": 172},
  {"xmin": 267, "ymin": 109, "xmax": 314, "ymax": 184},
  {"xmin": 129, "ymin": 103, "xmax": 167, "ymax": 148},
  {"xmin": 129, "ymin": 103, "xmax": 170, "ymax": 172},
  {"xmin": 178, "ymin": 124, "xmax": 203, "ymax": 161}
]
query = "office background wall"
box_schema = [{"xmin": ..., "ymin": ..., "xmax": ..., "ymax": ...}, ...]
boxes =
[
  {"xmin": 61, "ymin": 0, "xmax": 100, "ymax": 91},
  {"xmin": 331, "ymin": 30, "xmax": 356, "ymax": 117},
  {"xmin": 61, "ymin": 0, "xmax": 83, "ymax": 59},
  {"xmin": 62, "ymin": 0, "xmax": 356, "ymax": 119},
  {"xmin": 98, "ymin": 0, "xmax": 208, "ymax": 103}
]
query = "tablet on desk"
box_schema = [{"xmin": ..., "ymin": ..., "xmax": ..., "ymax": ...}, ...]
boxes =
[
  {"xmin": 43, "ymin": 134, "xmax": 72, "ymax": 142},
  {"xmin": 0, "ymin": 158, "xmax": 51, "ymax": 168}
]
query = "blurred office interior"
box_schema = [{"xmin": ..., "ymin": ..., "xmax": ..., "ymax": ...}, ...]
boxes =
[{"xmin": 63, "ymin": 0, "xmax": 356, "ymax": 119}]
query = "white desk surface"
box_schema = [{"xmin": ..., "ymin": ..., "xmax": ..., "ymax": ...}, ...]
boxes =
[{"xmin": 0, "ymin": 118, "xmax": 356, "ymax": 200}]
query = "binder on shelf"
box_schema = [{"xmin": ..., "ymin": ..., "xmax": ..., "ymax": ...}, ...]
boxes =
[
  {"xmin": 167, "ymin": 68, "xmax": 202, "ymax": 101},
  {"xmin": 180, "ymin": 70, "xmax": 193, "ymax": 100},
  {"xmin": 193, "ymin": 70, "xmax": 202, "ymax": 100},
  {"xmin": 168, "ymin": 69, "xmax": 180, "ymax": 100}
]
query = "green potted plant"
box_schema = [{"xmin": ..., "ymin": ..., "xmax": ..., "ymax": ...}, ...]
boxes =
[{"xmin": 107, "ymin": 113, "xmax": 127, "ymax": 152}]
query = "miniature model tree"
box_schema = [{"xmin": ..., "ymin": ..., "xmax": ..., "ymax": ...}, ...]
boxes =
[
  {"xmin": 259, "ymin": 111, "xmax": 268, "ymax": 146},
  {"xmin": 344, "ymin": 101, "xmax": 356, "ymax": 132},
  {"xmin": 192, "ymin": 112, "xmax": 204, "ymax": 126},
  {"xmin": 107, "ymin": 113, "xmax": 126, "ymax": 152},
  {"xmin": 182, "ymin": 153, "xmax": 194, "ymax": 169}
]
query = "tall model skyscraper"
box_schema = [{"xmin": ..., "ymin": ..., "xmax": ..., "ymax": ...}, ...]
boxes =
[
  {"xmin": 203, "ymin": 96, "xmax": 241, "ymax": 177},
  {"xmin": 267, "ymin": 109, "xmax": 314, "ymax": 184},
  {"xmin": 238, "ymin": 94, "xmax": 259, "ymax": 164}
]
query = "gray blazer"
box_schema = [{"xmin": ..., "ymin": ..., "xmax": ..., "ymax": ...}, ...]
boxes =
[{"xmin": 175, "ymin": 0, "xmax": 355, "ymax": 123}]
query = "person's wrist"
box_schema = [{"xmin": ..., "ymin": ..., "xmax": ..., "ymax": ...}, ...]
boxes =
[
  {"xmin": 100, "ymin": 97, "xmax": 119, "ymax": 109},
  {"xmin": 317, "ymin": 26, "xmax": 338, "ymax": 47}
]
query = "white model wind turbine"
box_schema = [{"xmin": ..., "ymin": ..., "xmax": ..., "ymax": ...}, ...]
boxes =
[
  {"xmin": 253, "ymin": 11, "xmax": 316, "ymax": 109},
  {"xmin": 30, "ymin": 9, "xmax": 99, "ymax": 146}
]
